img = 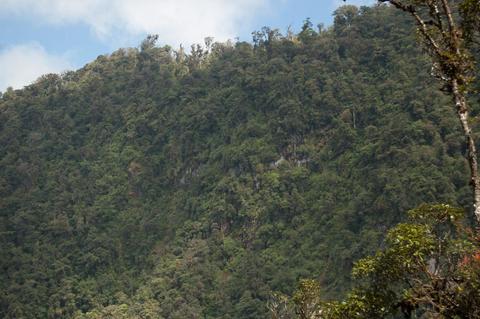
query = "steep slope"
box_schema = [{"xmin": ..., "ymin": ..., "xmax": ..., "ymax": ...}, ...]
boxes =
[{"xmin": 0, "ymin": 5, "xmax": 476, "ymax": 318}]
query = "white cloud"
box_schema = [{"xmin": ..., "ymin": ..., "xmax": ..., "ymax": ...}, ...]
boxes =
[
  {"xmin": 0, "ymin": 43, "xmax": 72, "ymax": 91},
  {"xmin": 332, "ymin": 0, "xmax": 376, "ymax": 8},
  {"xmin": 0, "ymin": 0, "xmax": 271, "ymax": 47}
]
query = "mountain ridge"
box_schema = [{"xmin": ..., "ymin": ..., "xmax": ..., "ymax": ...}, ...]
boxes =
[{"xmin": 0, "ymin": 4, "xmax": 476, "ymax": 318}]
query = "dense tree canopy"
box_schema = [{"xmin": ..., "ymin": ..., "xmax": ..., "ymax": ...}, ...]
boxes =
[
  {"xmin": 1, "ymin": 4, "xmax": 479, "ymax": 318},
  {"xmin": 376, "ymin": 0, "xmax": 480, "ymax": 224},
  {"xmin": 288, "ymin": 204, "xmax": 480, "ymax": 318}
]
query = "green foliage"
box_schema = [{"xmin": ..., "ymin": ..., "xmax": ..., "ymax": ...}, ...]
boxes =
[
  {"xmin": 304, "ymin": 205, "xmax": 480, "ymax": 318},
  {"xmin": 460, "ymin": 0, "xmax": 480, "ymax": 44},
  {"xmin": 293, "ymin": 280, "xmax": 323, "ymax": 319},
  {"xmin": 1, "ymin": 4, "xmax": 479, "ymax": 318}
]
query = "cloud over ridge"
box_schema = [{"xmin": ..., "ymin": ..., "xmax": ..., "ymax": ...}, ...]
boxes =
[
  {"xmin": 0, "ymin": 0, "xmax": 270, "ymax": 46},
  {"xmin": 0, "ymin": 43, "xmax": 71, "ymax": 91}
]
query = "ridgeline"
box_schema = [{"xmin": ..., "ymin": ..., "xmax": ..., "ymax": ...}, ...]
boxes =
[{"xmin": 0, "ymin": 5, "xmax": 477, "ymax": 318}]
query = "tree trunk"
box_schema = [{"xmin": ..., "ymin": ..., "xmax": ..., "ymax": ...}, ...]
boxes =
[
  {"xmin": 379, "ymin": 0, "xmax": 480, "ymax": 225},
  {"xmin": 452, "ymin": 78, "xmax": 480, "ymax": 223}
]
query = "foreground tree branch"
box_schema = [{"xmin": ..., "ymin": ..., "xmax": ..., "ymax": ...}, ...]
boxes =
[{"xmin": 378, "ymin": 0, "xmax": 480, "ymax": 224}]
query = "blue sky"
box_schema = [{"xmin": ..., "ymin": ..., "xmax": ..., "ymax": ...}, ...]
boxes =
[{"xmin": 0, "ymin": 0, "xmax": 374, "ymax": 91}]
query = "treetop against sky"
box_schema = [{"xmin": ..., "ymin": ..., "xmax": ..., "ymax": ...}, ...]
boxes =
[{"xmin": 0, "ymin": 0, "xmax": 374, "ymax": 92}]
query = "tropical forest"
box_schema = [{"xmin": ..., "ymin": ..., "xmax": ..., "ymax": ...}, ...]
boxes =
[{"xmin": 1, "ymin": 1, "xmax": 480, "ymax": 318}]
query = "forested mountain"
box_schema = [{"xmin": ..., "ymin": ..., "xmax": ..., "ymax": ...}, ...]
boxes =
[{"xmin": 1, "ymin": 4, "xmax": 478, "ymax": 318}]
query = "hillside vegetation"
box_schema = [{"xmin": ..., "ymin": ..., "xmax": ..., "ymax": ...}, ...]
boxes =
[{"xmin": 0, "ymin": 5, "xmax": 477, "ymax": 318}]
